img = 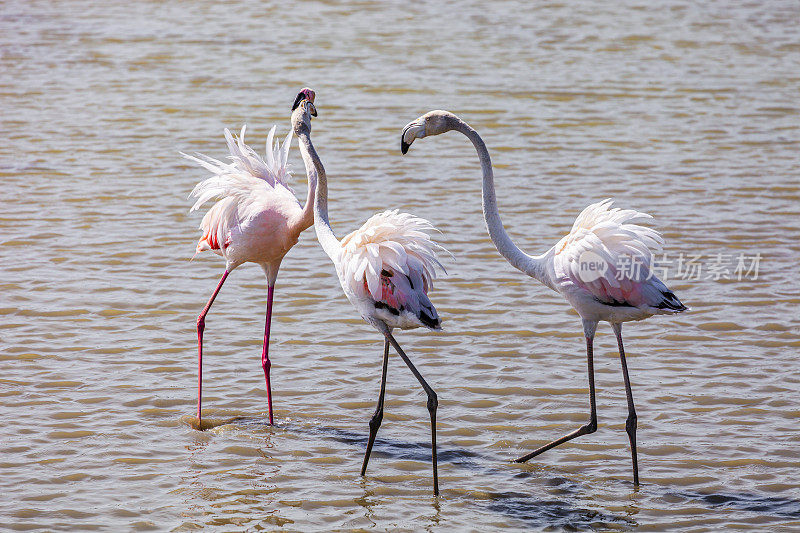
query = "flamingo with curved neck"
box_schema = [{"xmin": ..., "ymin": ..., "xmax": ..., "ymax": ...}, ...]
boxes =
[
  {"xmin": 291, "ymin": 95, "xmax": 449, "ymax": 496},
  {"xmin": 182, "ymin": 88, "xmax": 317, "ymax": 428},
  {"xmin": 401, "ymin": 110, "xmax": 687, "ymax": 485}
]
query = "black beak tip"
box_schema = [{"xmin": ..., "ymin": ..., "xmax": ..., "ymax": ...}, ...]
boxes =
[
  {"xmin": 291, "ymin": 92, "xmax": 304, "ymax": 111},
  {"xmin": 311, "ymin": 107, "xmax": 318, "ymax": 117},
  {"xmin": 401, "ymin": 140, "xmax": 410, "ymax": 155}
]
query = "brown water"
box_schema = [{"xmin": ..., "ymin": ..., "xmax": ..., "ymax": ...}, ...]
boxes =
[{"xmin": 2, "ymin": 0, "xmax": 800, "ymax": 530}]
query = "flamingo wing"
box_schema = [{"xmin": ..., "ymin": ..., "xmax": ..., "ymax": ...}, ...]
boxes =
[
  {"xmin": 182, "ymin": 125, "xmax": 294, "ymax": 253},
  {"xmin": 340, "ymin": 210, "xmax": 448, "ymax": 329},
  {"xmin": 553, "ymin": 199, "xmax": 684, "ymax": 311}
]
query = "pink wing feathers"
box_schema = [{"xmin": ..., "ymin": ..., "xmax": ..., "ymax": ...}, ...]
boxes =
[
  {"xmin": 340, "ymin": 210, "xmax": 448, "ymax": 329},
  {"xmin": 553, "ymin": 199, "xmax": 685, "ymax": 312},
  {"xmin": 182, "ymin": 125, "xmax": 293, "ymax": 254}
]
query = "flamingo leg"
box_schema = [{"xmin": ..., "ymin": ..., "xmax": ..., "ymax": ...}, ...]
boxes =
[
  {"xmin": 196, "ymin": 269, "xmax": 230, "ymax": 424},
  {"xmin": 262, "ymin": 285, "xmax": 275, "ymax": 425},
  {"xmin": 613, "ymin": 322, "xmax": 639, "ymax": 485},
  {"xmin": 361, "ymin": 339, "xmax": 390, "ymax": 476},
  {"xmin": 515, "ymin": 326, "xmax": 598, "ymax": 463},
  {"xmin": 384, "ymin": 332, "xmax": 439, "ymax": 496}
]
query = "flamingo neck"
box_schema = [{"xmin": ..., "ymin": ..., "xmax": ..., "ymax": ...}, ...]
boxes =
[
  {"xmin": 291, "ymin": 157, "xmax": 317, "ymax": 236},
  {"xmin": 296, "ymin": 128, "xmax": 341, "ymax": 261},
  {"xmin": 449, "ymin": 117, "xmax": 552, "ymax": 288}
]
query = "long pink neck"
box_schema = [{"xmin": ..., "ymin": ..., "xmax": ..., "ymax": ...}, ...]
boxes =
[{"xmin": 289, "ymin": 155, "xmax": 317, "ymax": 237}]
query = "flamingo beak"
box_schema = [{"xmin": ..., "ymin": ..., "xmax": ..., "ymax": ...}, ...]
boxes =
[
  {"xmin": 308, "ymin": 101, "xmax": 317, "ymax": 117},
  {"xmin": 292, "ymin": 88, "xmax": 316, "ymax": 111},
  {"xmin": 292, "ymin": 92, "xmax": 304, "ymax": 111},
  {"xmin": 400, "ymin": 119, "xmax": 425, "ymax": 155}
]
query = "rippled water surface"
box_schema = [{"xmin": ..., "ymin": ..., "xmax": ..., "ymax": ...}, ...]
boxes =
[{"xmin": 2, "ymin": 0, "xmax": 800, "ymax": 530}]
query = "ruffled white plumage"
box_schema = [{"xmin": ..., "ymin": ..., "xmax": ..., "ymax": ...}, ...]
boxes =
[
  {"xmin": 553, "ymin": 199, "xmax": 678, "ymax": 310},
  {"xmin": 338, "ymin": 210, "xmax": 448, "ymax": 329},
  {"xmin": 182, "ymin": 125, "xmax": 294, "ymax": 255}
]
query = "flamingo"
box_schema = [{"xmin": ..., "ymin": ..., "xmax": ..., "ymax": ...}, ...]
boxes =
[
  {"xmin": 290, "ymin": 95, "xmax": 448, "ymax": 495},
  {"xmin": 181, "ymin": 88, "xmax": 317, "ymax": 427},
  {"xmin": 400, "ymin": 110, "xmax": 687, "ymax": 485}
]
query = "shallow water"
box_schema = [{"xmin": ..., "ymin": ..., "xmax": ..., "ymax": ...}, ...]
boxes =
[{"xmin": 2, "ymin": 0, "xmax": 800, "ymax": 530}]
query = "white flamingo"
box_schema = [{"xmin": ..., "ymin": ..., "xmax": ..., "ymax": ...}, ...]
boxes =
[
  {"xmin": 182, "ymin": 88, "xmax": 317, "ymax": 427},
  {"xmin": 401, "ymin": 110, "xmax": 687, "ymax": 484},
  {"xmin": 291, "ymin": 95, "xmax": 448, "ymax": 495}
]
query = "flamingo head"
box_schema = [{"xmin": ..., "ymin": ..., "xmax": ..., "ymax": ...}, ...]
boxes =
[
  {"xmin": 292, "ymin": 87, "xmax": 317, "ymax": 114},
  {"xmin": 291, "ymin": 90, "xmax": 317, "ymax": 134},
  {"xmin": 400, "ymin": 110, "xmax": 455, "ymax": 154}
]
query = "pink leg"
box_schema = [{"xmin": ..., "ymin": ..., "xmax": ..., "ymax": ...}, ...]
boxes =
[
  {"xmin": 197, "ymin": 270, "xmax": 230, "ymax": 423},
  {"xmin": 262, "ymin": 285, "xmax": 275, "ymax": 425}
]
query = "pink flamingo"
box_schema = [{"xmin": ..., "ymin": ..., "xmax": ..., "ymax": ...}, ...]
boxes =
[
  {"xmin": 290, "ymin": 95, "xmax": 448, "ymax": 495},
  {"xmin": 182, "ymin": 88, "xmax": 317, "ymax": 426},
  {"xmin": 401, "ymin": 110, "xmax": 688, "ymax": 484}
]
